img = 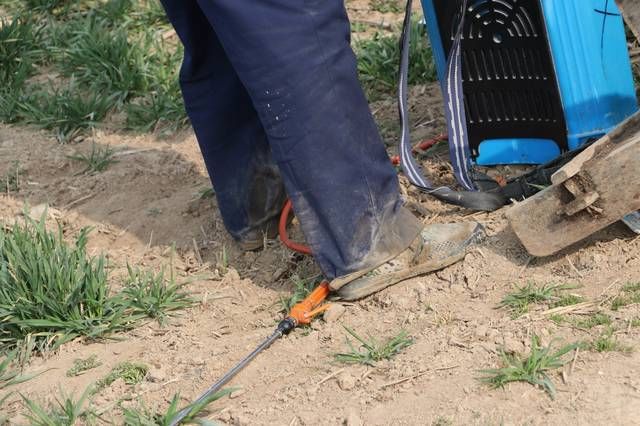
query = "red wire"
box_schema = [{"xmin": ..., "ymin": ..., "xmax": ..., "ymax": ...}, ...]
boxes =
[{"xmin": 280, "ymin": 134, "xmax": 447, "ymax": 254}]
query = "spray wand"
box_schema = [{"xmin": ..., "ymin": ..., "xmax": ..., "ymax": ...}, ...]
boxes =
[{"xmin": 169, "ymin": 281, "xmax": 330, "ymax": 425}]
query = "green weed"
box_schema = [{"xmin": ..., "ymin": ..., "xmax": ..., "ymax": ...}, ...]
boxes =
[
  {"xmin": 21, "ymin": 387, "xmax": 95, "ymax": 426},
  {"xmin": 57, "ymin": 18, "xmax": 150, "ymax": 102},
  {"xmin": 125, "ymin": 80, "xmax": 188, "ymax": 134},
  {"xmin": 280, "ymin": 276, "xmax": 317, "ymax": 313},
  {"xmin": 549, "ymin": 314, "xmax": 565, "ymax": 325},
  {"xmin": 125, "ymin": 41, "xmax": 188, "ymax": 134},
  {"xmin": 0, "ymin": 15, "xmax": 42, "ymax": 87},
  {"xmin": 0, "ymin": 214, "xmax": 194, "ymax": 354},
  {"xmin": 66, "ymin": 355, "xmax": 102, "ymax": 377},
  {"xmin": 96, "ymin": 361, "xmax": 148, "ymax": 391},
  {"xmin": 0, "ymin": 216, "xmax": 133, "ymax": 352},
  {"xmin": 551, "ymin": 294, "xmax": 584, "ymax": 308},
  {"xmin": 589, "ymin": 329, "xmax": 632, "ymax": 353},
  {"xmin": 334, "ymin": 327, "xmax": 413, "ymax": 366},
  {"xmin": 16, "ymin": 83, "xmax": 114, "ymax": 143},
  {"xmin": 98, "ymin": 0, "xmax": 133, "ymax": 23},
  {"xmin": 356, "ymin": 19, "xmax": 437, "ymax": 99},
  {"xmin": 121, "ymin": 265, "xmax": 193, "ymax": 326},
  {"xmin": 0, "ymin": 161, "xmax": 21, "ymax": 193},
  {"xmin": 370, "ymin": 0, "xmax": 402, "ymax": 13},
  {"xmin": 611, "ymin": 282, "xmax": 640, "ymax": 311},
  {"xmin": 574, "ymin": 313, "xmax": 612, "ymax": 329},
  {"xmin": 216, "ymin": 245, "xmax": 228, "ymax": 275},
  {"xmin": 479, "ymin": 336, "xmax": 578, "ymax": 399},
  {"xmin": 432, "ymin": 418, "xmax": 453, "ymax": 426},
  {"xmin": 67, "ymin": 143, "xmax": 117, "ymax": 175},
  {"xmin": 123, "ymin": 388, "xmax": 234, "ymax": 426},
  {"xmin": 0, "ymin": 351, "xmax": 41, "ymax": 404},
  {"xmin": 631, "ymin": 318, "xmax": 640, "ymax": 328},
  {"xmin": 351, "ymin": 21, "xmax": 367, "ymax": 33},
  {"xmin": 197, "ymin": 187, "xmax": 215, "ymax": 200},
  {"xmin": 498, "ymin": 283, "xmax": 574, "ymax": 317},
  {"xmin": 23, "ymin": 0, "xmax": 74, "ymax": 15},
  {"xmin": 129, "ymin": 0, "xmax": 169, "ymax": 27}
]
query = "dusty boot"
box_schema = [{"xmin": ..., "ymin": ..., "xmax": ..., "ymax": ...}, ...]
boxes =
[
  {"xmin": 237, "ymin": 217, "xmax": 281, "ymax": 251},
  {"xmin": 331, "ymin": 222, "xmax": 485, "ymax": 301}
]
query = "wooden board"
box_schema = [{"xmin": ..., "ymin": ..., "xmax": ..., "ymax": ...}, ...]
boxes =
[
  {"xmin": 506, "ymin": 112, "xmax": 640, "ymax": 257},
  {"xmin": 617, "ymin": 0, "xmax": 640, "ymax": 41}
]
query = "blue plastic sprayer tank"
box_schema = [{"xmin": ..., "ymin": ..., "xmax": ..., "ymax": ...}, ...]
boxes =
[{"xmin": 421, "ymin": 0, "xmax": 638, "ymax": 165}]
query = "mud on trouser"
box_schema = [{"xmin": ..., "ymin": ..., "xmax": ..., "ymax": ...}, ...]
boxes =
[{"xmin": 160, "ymin": 0, "xmax": 422, "ymax": 279}]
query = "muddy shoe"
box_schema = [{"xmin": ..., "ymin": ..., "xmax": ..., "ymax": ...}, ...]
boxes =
[
  {"xmin": 237, "ymin": 217, "xmax": 281, "ymax": 251},
  {"xmin": 332, "ymin": 222, "xmax": 485, "ymax": 301}
]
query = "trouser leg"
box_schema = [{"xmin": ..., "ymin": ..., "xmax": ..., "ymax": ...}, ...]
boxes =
[
  {"xmin": 160, "ymin": 0, "xmax": 286, "ymax": 243},
  {"xmin": 192, "ymin": 0, "xmax": 423, "ymax": 278}
]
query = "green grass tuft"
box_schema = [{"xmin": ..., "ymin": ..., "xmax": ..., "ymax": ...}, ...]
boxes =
[
  {"xmin": 0, "ymin": 215, "xmax": 133, "ymax": 352},
  {"xmin": 56, "ymin": 18, "xmax": 150, "ymax": 103},
  {"xmin": 498, "ymin": 283, "xmax": 575, "ymax": 317},
  {"xmin": 66, "ymin": 355, "xmax": 102, "ymax": 377},
  {"xmin": 16, "ymin": 83, "xmax": 115, "ymax": 143},
  {"xmin": 0, "ymin": 213, "xmax": 194, "ymax": 354},
  {"xmin": 355, "ymin": 19, "xmax": 437, "ymax": 100},
  {"xmin": 280, "ymin": 276, "xmax": 318, "ymax": 313},
  {"xmin": 125, "ymin": 41, "xmax": 188, "ymax": 135},
  {"xmin": 67, "ymin": 143, "xmax": 117, "ymax": 175},
  {"xmin": 611, "ymin": 282, "xmax": 640, "ymax": 311},
  {"xmin": 589, "ymin": 329, "xmax": 632, "ymax": 354},
  {"xmin": 196, "ymin": 187, "xmax": 215, "ymax": 200},
  {"xmin": 334, "ymin": 327, "xmax": 413, "ymax": 366},
  {"xmin": 123, "ymin": 388, "xmax": 234, "ymax": 426},
  {"xmin": 370, "ymin": 0, "xmax": 402, "ymax": 13},
  {"xmin": 21, "ymin": 386, "xmax": 94, "ymax": 426},
  {"xmin": 96, "ymin": 361, "xmax": 148, "ymax": 391},
  {"xmin": 549, "ymin": 314, "xmax": 565, "ymax": 325},
  {"xmin": 22, "ymin": 0, "xmax": 74, "ymax": 15},
  {"xmin": 1, "ymin": 350, "xmax": 41, "ymax": 393},
  {"xmin": 551, "ymin": 294, "xmax": 584, "ymax": 308},
  {"xmin": 479, "ymin": 336, "xmax": 578, "ymax": 399},
  {"xmin": 0, "ymin": 161, "xmax": 21, "ymax": 193},
  {"xmin": 121, "ymin": 264, "xmax": 193, "ymax": 326},
  {"xmin": 0, "ymin": 15, "xmax": 43, "ymax": 87},
  {"xmin": 574, "ymin": 313, "xmax": 612, "ymax": 329}
]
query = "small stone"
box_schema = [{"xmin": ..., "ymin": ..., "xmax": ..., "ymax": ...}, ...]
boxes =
[
  {"xmin": 229, "ymin": 389, "xmax": 246, "ymax": 399},
  {"xmin": 503, "ymin": 337, "xmax": 525, "ymax": 354},
  {"xmin": 232, "ymin": 414, "xmax": 250, "ymax": 426},
  {"xmin": 27, "ymin": 204, "xmax": 61, "ymax": 221},
  {"xmin": 487, "ymin": 329, "xmax": 501, "ymax": 343},
  {"xmin": 146, "ymin": 368, "xmax": 166, "ymax": 383},
  {"xmin": 217, "ymin": 411, "xmax": 232, "ymax": 423},
  {"xmin": 323, "ymin": 304, "xmax": 346, "ymax": 323},
  {"xmin": 344, "ymin": 410, "xmax": 363, "ymax": 426},
  {"xmin": 450, "ymin": 284, "xmax": 465, "ymax": 294},
  {"xmin": 337, "ymin": 372, "xmax": 357, "ymax": 391},
  {"xmin": 474, "ymin": 325, "xmax": 489, "ymax": 340}
]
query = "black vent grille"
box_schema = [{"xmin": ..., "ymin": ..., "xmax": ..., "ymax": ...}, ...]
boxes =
[{"xmin": 433, "ymin": 0, "xmax": 568, "ymax": 156}]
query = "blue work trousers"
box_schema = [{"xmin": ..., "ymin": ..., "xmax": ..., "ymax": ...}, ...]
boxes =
[{"xmin": 160, "ymin": 0, "xmax": 421, "ymax": 279}]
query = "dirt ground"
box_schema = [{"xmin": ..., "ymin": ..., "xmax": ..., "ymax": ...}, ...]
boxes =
[{"xmin": 2, "ymin": 2, "xmax": 640, "ymax": 425}]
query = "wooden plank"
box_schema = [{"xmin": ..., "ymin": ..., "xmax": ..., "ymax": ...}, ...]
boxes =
[
  {"xmin": 551, "ymin": 112, "xmax": 640, "ymax": 185},
  {"xmin": 507, "ymin": 119, "xmax": 640, "ymax": 257},
  {"xmin": 617, "ymin": 0, "xmax": 640, "ymax": 42}
]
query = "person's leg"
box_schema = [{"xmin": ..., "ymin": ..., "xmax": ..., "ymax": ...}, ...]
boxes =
[
  {"xmin": 194, "ymin": 0, "xmax": 423, "ymax": 279},
  {"xmin": 160, "ymin": 0, "xmax": 286, "ymax": 248}
]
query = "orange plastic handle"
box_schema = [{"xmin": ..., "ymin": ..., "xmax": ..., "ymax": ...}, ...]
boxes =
[{"xmin": 288, "ymin": 281, "xmax": 330, "ymax": 325}]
